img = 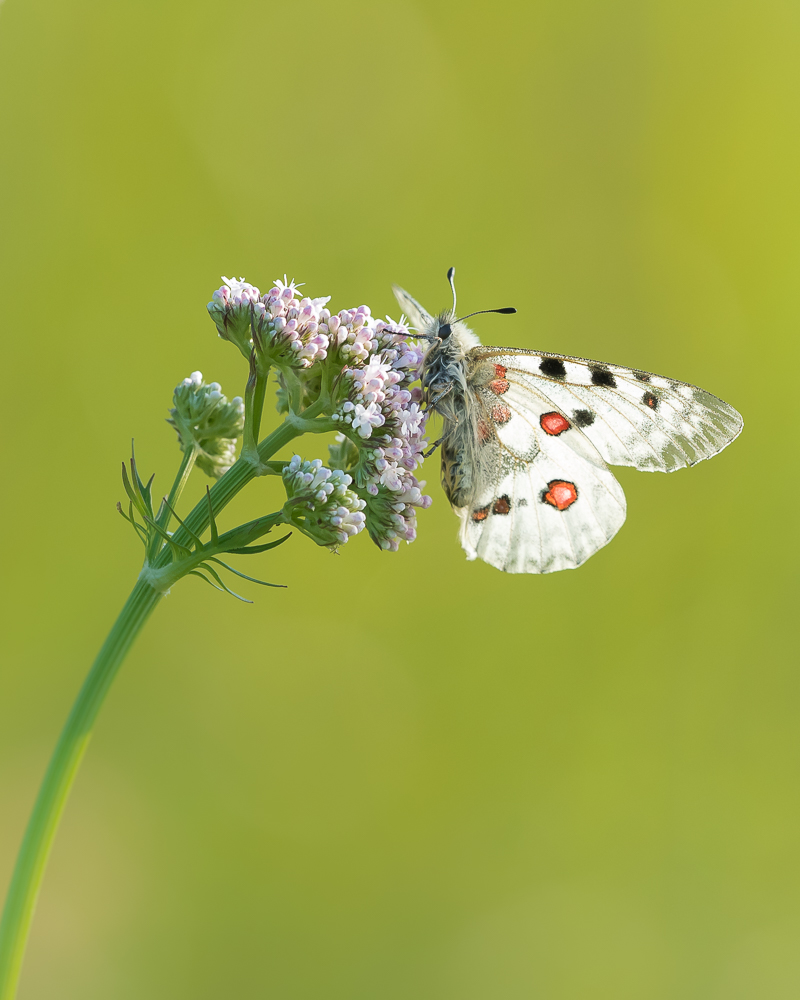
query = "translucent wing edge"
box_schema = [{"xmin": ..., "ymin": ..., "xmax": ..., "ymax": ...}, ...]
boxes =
[{"xmin": 392, "ymin": 285, "xmax": 436, "ymax": 335}]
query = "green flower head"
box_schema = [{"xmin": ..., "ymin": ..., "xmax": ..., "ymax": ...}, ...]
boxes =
[{"xmin": 168, "ymin": 372, "xmax": 244, "ymax": 478}]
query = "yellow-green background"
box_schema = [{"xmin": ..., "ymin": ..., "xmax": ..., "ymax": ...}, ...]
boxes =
[{"xmin": 1, "ymin": 0, "xmax": 798, "ymax": 997}]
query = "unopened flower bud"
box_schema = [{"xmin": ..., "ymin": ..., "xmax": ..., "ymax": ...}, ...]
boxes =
[{"xmin": 168, "ymin": 372, "xmax": 245, "ymax": 478}]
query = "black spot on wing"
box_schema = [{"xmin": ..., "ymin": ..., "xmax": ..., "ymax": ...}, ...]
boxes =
[
  {"xmin": 589, "ymin": 366, "xmax": 617, "ymax": 388},
  {"xmin": 573, "ymin": 408, "xmax": 595, "ymax": 427},
  {"xmin": 539, "ymin": 357, "xmax": 567, "ymax": 379},
  {"xmin": 642, "ymin": 391, "xmax": 659, "ymax": 410},
  {"xmin": 634, "ymin": 372, "xmax": 651, "ymax": 383}
]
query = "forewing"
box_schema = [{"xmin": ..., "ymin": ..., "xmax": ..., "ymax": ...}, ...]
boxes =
[
  {"xmin": 460, "ymin": 385, "xmax": 626, "ymax": 573},
  {"xmin": 392, "ymin": 284, "xmax": 436, "ymax": 335},
  {"xmin": 471, "ymin": 346, "xmax": 743, "ymax": 472}
]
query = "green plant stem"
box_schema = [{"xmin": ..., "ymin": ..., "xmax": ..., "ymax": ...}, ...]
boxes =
[
  {"xmin": 165, "ymin": 446, "xmax": 198, "ymax": 514},
  {"xmin": 148, "ymin": 446, "xmax": 197, "ymax": 560},
  {"xmin": 0, "ymin": 405, "xmax": 328, "ymax": 1000},
  {"xmin": 251, "ymin": 373, "xmax": 268, "ymax": 443},
  {"xmin": 241, "ymin": 361, "xmax": 266, "ymax": 463},
  {"xmin": 0, "ymin": 579, "xmax": 161, "ymax": 1000}
]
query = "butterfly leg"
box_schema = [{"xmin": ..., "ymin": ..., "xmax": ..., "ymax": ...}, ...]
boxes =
[
  {"xmin": 427, "ymin": 382, "xmax": 454, "ymax": 413},
  {"xmin": 423, "ymin": 436, "xmax": 444, "ymax": 458}
]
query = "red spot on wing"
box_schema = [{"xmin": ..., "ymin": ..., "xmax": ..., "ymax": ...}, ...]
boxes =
[
  {"xmin": 540, "ymin": 411, "xmax": 570, "ymax": 435},
  {"xmin": 471, "ymin": 505, "xmax": 490, "ymax": 522},
  {"xmin": 488, "ymin": 365, "xmax": 510, "ymax": 395},
  {"xmin": 491, "ymin": 405, "xmax": 511, "ymax": 424},
  {"xmin": 543, "ymin": 480, "xmax": 578, "ymax": 511},
  {"xmin": 478, "ymin": 420, "xmax": 491, "ymax": 442},
  {"xmin": 492, "ymin": 495, "xmax": 511, "ymax": 515}
]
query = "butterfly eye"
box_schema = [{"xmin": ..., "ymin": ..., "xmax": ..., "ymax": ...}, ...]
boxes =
[{"xmin": 438, "ymin": 322, "xmax": 452, "ymax": 339}]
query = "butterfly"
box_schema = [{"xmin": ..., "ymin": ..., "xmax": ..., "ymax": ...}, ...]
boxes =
[{"xmin": 393, "ymin": 268, "xmax": 743, "ymax": 574}]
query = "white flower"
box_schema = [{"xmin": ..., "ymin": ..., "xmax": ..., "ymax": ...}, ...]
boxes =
[
  {"xmin": 397, "ymin": 402, "xmax": 425, "ymax": 439},
  {"xmin": 221, "ymin": 276, "xmax": 261, "ymax": 304},
  {"xmin": 272, "ymin": 275, "xmax": 305, "ymax": 298},
  {"xmin": 351, "ymin": 402, "xmax": 385, "ymax": 438}
]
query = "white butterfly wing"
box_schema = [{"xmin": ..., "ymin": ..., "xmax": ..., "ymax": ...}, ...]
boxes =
[
  {"xmin": 392, "ymin": 284, "xmax": 436, "ymax": 335},
  {"xmin": 472, "ymin": 347, "xmax": 743, "ymax": 472},
  {"xmin": 459, "ymin": 382, "xmax": 626, "ymax": 573}
]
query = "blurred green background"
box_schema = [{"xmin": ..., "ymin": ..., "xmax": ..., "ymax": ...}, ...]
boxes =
[{"xmin": 1, "ymin": 0, "xmax": 798, "ymax": 997}]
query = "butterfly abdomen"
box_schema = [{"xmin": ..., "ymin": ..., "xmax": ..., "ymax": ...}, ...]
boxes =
[
  {"xmin": 441, "ymin": 438, "xmax": 472, "ymax": 507},
  {"xmin": 439, "ymin": 379, "xmax": 495, "ymax": 510},
  {"xmin": 439, "ymin": 380, "xmax": 474, "ymax": 507}
]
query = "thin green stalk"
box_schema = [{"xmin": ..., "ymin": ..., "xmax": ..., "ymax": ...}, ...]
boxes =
[
  {"xmin": 251, "ymin": 373, "xmax": 268, "ymax": 444},
  {"xmin": 148, "ymin": 445, "xmax": 197, "ymax": 561},
  {"xmin": 164, "ymin": 446, "xmax": 198, "ymax": 516},
  {"xmin": 0, "ymin": 580, "xmax": 161, "ymax": 1000},
  {"xmin": 241, "ymin": 359, "xmax": 264, "ymax": 465}
]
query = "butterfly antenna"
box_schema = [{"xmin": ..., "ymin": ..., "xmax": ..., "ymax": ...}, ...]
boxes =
[
  {"xmin": 455, "ymin": 306, "xmax": 517, "ymax": 322},
  {"xmin": 447, "ymin": 266, "xmax": 457, "ymax": 318},
  {"xmin": 446, "ymin": 267, "xmax": 515, "ymax": 323}
]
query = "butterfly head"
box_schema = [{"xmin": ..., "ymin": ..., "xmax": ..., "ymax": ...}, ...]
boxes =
[
  {"xmin": 436, "ymin": 317, "xmax": 453, "ymax": 341},
  {"xmin": 432, "ymin": 309, "xmax": 469, "ymax": 355},
  {"xmin": 392, "ymin": 267, "xmax": 516, "ymax": 360}
]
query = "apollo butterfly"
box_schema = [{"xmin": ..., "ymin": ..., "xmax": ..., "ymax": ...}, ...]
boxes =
[{"xmin": 393, "ymin": 269, "xmax": 743, "ymax": 574}]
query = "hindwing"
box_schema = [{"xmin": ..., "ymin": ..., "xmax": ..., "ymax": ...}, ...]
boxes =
[{"xmin": 457, "ymin": 379, "xmax": 626, "ymax": 573}]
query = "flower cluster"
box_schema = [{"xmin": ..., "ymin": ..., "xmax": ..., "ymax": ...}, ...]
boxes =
[
  {"xmin": 282, "ymin": 456, "xmax": 366, "ymax": 548},
  {"xmin": 168, "ymin": 371, "xmax": 244, "ymax": 478},
  {"xmin": 207, "ymin": 274, "xmax": 434, "ymax": 551},
  {"xmin": 328, "ymin": 315, "xmax": 432, "ymax": 549},
  {"xmin": 206, "ymin": 277, "xmax": 262, "ymax": 357},
  {"xmin": 252, "ymin": 279, "xmax": 331, "ymax": 369},
  {"xmin": 208, "ymin": 276, "xmax": 333, "ymax": 371}
]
